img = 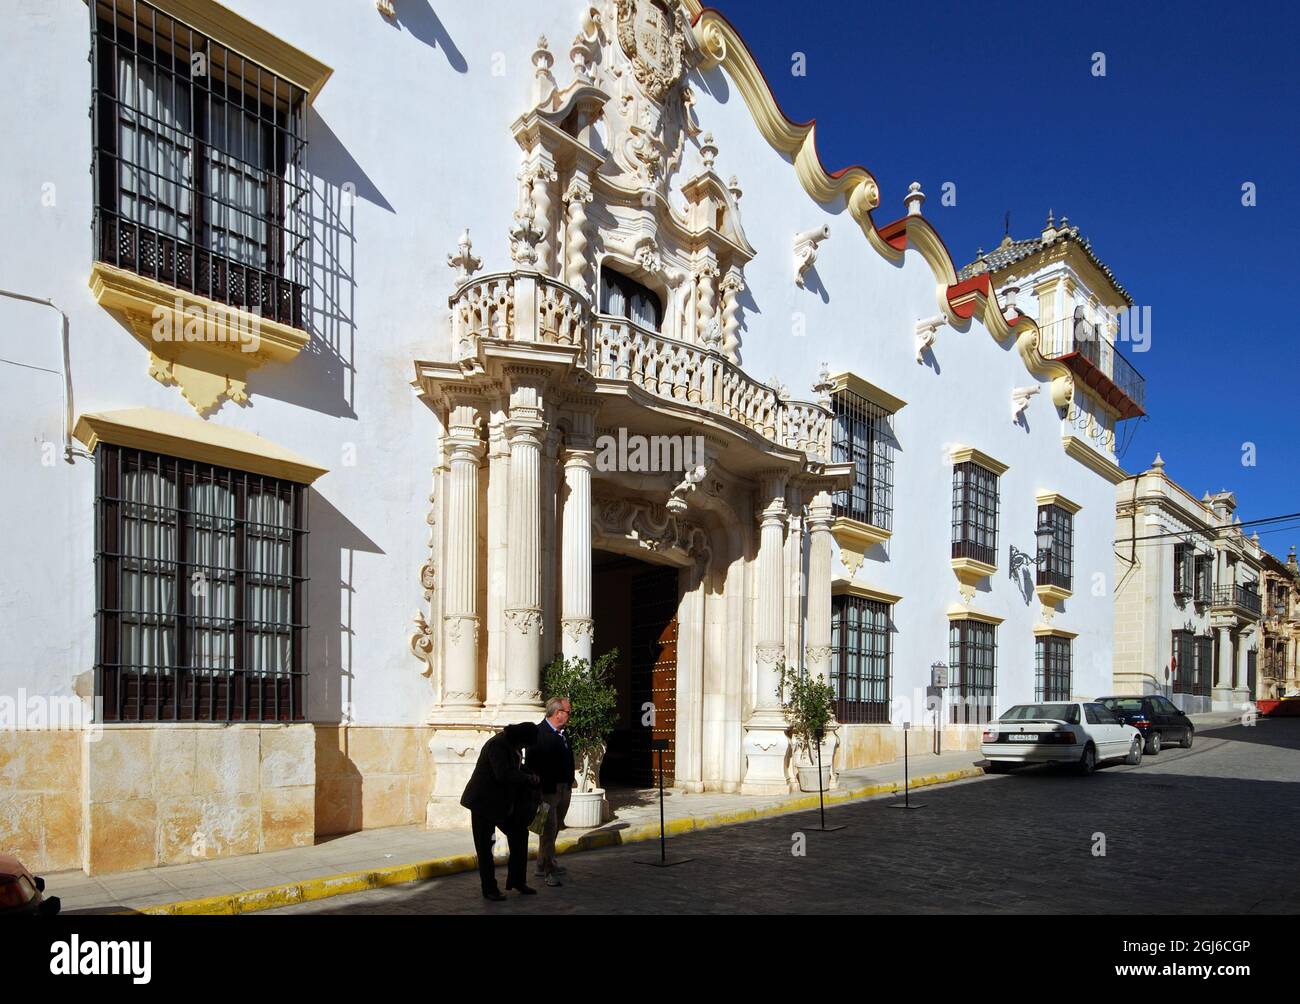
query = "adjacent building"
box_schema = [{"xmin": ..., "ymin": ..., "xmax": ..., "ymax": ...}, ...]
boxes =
[
  {"xmin": 1113, "ymin": 456, "xmax": 1262, "ymax": 711},
  {"xmin": 1258, "ymin": 547, "xmax": 1300, "ymax": 700},
  {"xmin": 2, "ymin": 0, "xmax": 1142, "ymax": 875}
]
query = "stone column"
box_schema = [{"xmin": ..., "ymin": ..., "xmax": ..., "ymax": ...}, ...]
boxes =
[
  {"xmin": 560, "ymin": 448, "xmax": 595, "ymax": 662},
  {"xmin": 803, "ymin": 490, "xmax": 838, "ymax": 787},
  {"xmin": 742, "ymin": 471, "xmax": 792, "ymax": 794},
  {"xmin": 1236, "ymin": 629, "xmax": 1252, "ymax": 702},
  {"xmin": 441, "ymin": 402, "xmax": 485, "ymax": 709},
  {"xmin": 502, "ymin": 376, "xmax": 547, "ymax": 714},
  {"xmin": 1213, "ymin": 624, "xmax": 1234, "ymax": 711}
]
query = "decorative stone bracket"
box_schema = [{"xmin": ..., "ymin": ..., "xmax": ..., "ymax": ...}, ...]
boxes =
[
  {"xmin": 915, "ymin": 315, "xmax": 945, "ymax": 363},
  {"xmin": 794, "ymin": 224, "xmax": 830, "ymax": 288},
  {"xmin": 89, "ymin": 262, "xmax": 310, "ymax": 415}
]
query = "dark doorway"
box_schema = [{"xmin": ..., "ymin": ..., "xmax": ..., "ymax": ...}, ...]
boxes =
[{"xmin": 592, "ymin": 551, "xmax": 679, "ymax": 788}]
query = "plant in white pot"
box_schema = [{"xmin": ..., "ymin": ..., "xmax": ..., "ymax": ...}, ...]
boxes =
[
  {"xmin": 541, "ymin": 648, "xmax": 619, "ymax": 828},
  {"xmin": 778, "ymin": 660, "xmax": 837, "ymax": 792}
]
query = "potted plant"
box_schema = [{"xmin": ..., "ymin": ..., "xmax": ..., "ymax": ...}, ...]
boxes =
[
  {"xmin": 778, "ymin": 660, "xmax": 837, "ymax": 792},
  {"xmin": 541, "ymin": 648, "xmax": 619, "ymax": 827}
]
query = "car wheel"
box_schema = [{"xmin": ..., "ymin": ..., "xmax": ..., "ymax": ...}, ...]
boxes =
[
  {"xmin": 1076, "ymin": 743, "xmax": 1097, "ymax": 775},
  {"xmin": 1126, "ymin": 737, "xmax": 1143, "ymax": 766},
  {"xmin": 1145, "ymin": 730, "xmax": 1162, "ymax": 755},
  {"xmin": 1181, "ymin": 727, "xmax": 1194, "ymax": 749}
]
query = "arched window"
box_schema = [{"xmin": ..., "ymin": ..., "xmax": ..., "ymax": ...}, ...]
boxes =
[{"xmin": 600, "ymin": 268, "xmax": 663, "ymax": 331}]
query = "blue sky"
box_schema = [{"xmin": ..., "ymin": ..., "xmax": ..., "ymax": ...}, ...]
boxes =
[{"xmin": 709, "ymin": 0, "xmax": 1300, "ymax": 544}]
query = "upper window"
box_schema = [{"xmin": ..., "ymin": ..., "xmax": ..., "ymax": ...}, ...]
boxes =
[
  {"xmin": 599, "ymin": 268, "xmax": 663, "ymax": 331},
  {"xmin": 94, "ymin": 444, "xmax": 308, "ymax": 722},
  {"xmin": 1194, "ymin": 553, "xmax": 1214, "ymax": 602},
  {"xmin": 1036, "ymin": 504, "xmax": 1074, "ymax": 591},
  {"xmin": 92, "ymin": 0, "xmax": 309, "ymax": 327},
  {"xmin": 949, "ymin": 619, "xmax": 997, "ymax": 724},
  {"xmin": 830, "ymin": 595, "xmax": 891, "ymax": 724},
  {"xmin": 1035, "ymin": 635, "xmax": 1072, "ymax": 702},
  {"xmin": 831, "ymin": 388, "xmax": 895, "ymax": 532},
  {"xmin": 951, "ymin": 461, "xmax": 1000, "ymax": 566}
]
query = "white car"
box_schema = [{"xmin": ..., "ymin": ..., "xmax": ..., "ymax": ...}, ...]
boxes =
[{"xmin": 980, "ymin": 701, "xmax": 1144, "ymax": 774}]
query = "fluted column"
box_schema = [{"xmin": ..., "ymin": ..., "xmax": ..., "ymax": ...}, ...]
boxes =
[
  {"xmin": 805, "ymin": 491, "xmax": 835, "ymax": 684},
  {"xmin": 441, "ymin": 403, "xmax": 484, "ymax": 708},
  {"xmin": 561, "ymin": 448, "xmax": 595, "ymax": 662},
  {"xmin": 743, "ymin": 471, "xmax": 792, "ymax": 794},
  {"xmin": 503, "ymin": 378, "xmax": 547, "ymax": 712}
]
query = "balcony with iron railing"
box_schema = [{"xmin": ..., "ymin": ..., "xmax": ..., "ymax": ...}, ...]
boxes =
[
  {"xmin": 448, "ymin": 271, "xmax": 833, "ymax": 460},
  {"xmin": 1212, "ymin": 583, "xmax": 1262, "ymax": 619},
  {"xmin": 1036, "ymin": 315, "xmax": 1146, "ymax": 419}
]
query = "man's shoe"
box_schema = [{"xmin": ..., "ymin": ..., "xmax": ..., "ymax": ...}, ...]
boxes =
[
  {"xmin": 512, "ymin": 883, "xmax": 538, "ymax": 895},
  {"xmin": 482, "ymin": 889, "xmax": 507, "ymax": 902},
  {"xmin": 551, "ymin": 864, "xmax": 568, "ymax": 875},
  {"xmin": 545, "ymin": 872, "xmax": 562, "ymax": 887}
]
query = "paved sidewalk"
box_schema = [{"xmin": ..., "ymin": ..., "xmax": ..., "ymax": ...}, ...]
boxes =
[{"xmin": 44, "ymin": 712, "xmax": 1242, "ymax": 915}]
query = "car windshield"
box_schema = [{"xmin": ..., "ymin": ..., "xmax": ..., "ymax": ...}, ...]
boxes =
[
  {"xmin": 1000, "ymin": 704, "xmax": 1080, "ymax": 724},
  {"xmin": 1099, "ymin": 698, "xmax": 1144, "ymax": 712}
]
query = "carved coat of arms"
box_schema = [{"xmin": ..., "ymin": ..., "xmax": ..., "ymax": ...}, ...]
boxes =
[{"xmin": 615, "ymin": 0, "xmax": 686, "ymax": 102}]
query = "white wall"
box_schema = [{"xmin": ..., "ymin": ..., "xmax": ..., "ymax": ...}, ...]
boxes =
[{"xmin": 0, "ymin": 0, "xmax": 1117, "ymax": 731}]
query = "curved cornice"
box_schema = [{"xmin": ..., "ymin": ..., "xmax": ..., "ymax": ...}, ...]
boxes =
[{"xmin": 686, "ymin": 4, "xmax": 1087, "ymax": 422}]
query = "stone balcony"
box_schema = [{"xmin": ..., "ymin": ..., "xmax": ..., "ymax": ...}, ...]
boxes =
[
  {"xmin": 448, "ymin": 270, "xmax": 833, "ymax": 461},
  {"xmin": 1212, "ymin": 583, "xmax": 1262, "ymax": 621}
]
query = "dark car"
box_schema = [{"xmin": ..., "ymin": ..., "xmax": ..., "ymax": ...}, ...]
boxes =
[
  {"xmin": 0, "ymin": 855, "xmax": 61, "ymax": 916},
  {"xmin": 1095, "ymin": 695, "xmax": 1194, "ymax": 754}
]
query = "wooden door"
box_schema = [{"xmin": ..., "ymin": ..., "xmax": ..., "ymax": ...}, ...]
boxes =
[{"xmin": 629, "ymin": 565, "xmax": 678, "ymax": 786}]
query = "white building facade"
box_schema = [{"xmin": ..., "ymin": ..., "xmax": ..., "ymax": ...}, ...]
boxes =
[
  {"xmin": 2, "ymin": 0, "xmax": 1135, "ymax": 874},
  {"xmin": 1113, "ymin": 457, "xmax": 1262, "ymax": 712}
]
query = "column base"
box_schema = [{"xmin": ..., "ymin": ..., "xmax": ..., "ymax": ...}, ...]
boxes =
[
  {"xmin": 1211, "ymin": 688, "xmax": 1238, "ymax": 712},
  {"xmin": 740, "ymin": 722, "xmax": 793, "ymax": 795},
  {"xmin": 426, "ymin": 726, "xmax": 495, "ymax": 829}
]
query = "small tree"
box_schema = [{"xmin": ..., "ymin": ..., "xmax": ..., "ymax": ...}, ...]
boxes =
[
  {"xmin": 778, "ymin": 660, "xmax": 835, "ymax": 761},
  {"xmin": 542, "ymin": 649, "xmax": 619, "ymax": 792}
]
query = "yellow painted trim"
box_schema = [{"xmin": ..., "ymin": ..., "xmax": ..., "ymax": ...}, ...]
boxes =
[
  {"xmin": 141, "ymin": 0, "xmax": 332, "ymax": 102},
  {"xmin": 74, "ymin": 408, "xmax": 329, "ymax": 484},
  {"xmin": 1033, "ymin": 624, "xmax": 1079, "ymax": 639},
  {"xmin": 831, "ymin": 515, "xmax": 892, "ymax": 550},
  {"xmin": 945, "ymin": 605, "xmax": 1004, "ymax": 625},
  {"xmin": 1062, "ymin": 435, "xmax": 1128, "ymax": 485},
  {"xmin": 832, "ymin": 577, "xmax": 902, "ymax": 605},
  {"xmin": 949, "ymin": 445, "xmax": 1009, "ymax": 476},
  {"xmin": 827, "ymin": 371, "xmax": 907, "ymax": 413},
  {"xmin": 1034, "ymin": 583, "xmax": 1074, "ymax": 606},
  {"xmin": 89, "ymin": 262, "xmax": 310, "ymax": 415},
  {"xmin": 1035, "ymin": 490, "xmax": 1082, "ymax": 514},
  {"xmin": 951, "ymin": 556, "xmax": 998, "ymax": 584}
]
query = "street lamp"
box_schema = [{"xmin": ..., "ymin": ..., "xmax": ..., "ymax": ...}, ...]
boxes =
[{"xmin": 1009, "ymin": 523, "xmax": 1056, "ymax": 579}]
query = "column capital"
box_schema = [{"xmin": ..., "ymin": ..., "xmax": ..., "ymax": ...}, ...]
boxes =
[
  {"xmin": 806, "ymin": 490, "xmax": 834, "ymax": 532},
  {"xmin": 563, "ymin": 448, "xmax": 597, "ymax": 471}
]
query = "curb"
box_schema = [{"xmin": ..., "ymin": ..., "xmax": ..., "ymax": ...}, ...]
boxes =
[{"xmin": 134, "ymin": 765, "xmax": 986, "ymax": 915}]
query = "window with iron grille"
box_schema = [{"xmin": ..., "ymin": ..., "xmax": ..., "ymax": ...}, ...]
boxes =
[
  {"xmin": 831, "ymin": 389, "xmax": 894, "ymax": 532},
  {"xmin": 91, "ymin": 0, "xmax": 310, "ymax": 327},
  {"xmin": 94, "ymin": 445, "xmax": 308, "ymax": 722},
  {"xmin": 1035, "ymin": 504, "xmax": 1073, "ymax": 591},
  {"xmin": 1169, "ymin": 630, "xmax": 1194, "ymax": 695},
  {"xmin": 1172, "ymin": 543, "xmax": 1192, "ymax": 597},
  {"xmin": 948, "ymin": 620, "xmax": 996, "ymax": 724},
  {"xmin": 830, "ymin": 595, "xmax": 891, "ymax": 724},
  {"xmin": 599, "ymin": 268, "xmax": 663, "ymax": 330},
  {"xmin": 1247, "ymin": 649, "xmax": 1257, "ymax": 695},
  {"xmin": 1194, "ymin": 554, "xmax": 1214, "ymax": 602},
  {"xmin": 1035, "ymin": 635, "xmax": 1072, "ymax": 701},
  {"xmin": 951, "ymin": 461, "xmax": 999, "ymax": 566}
]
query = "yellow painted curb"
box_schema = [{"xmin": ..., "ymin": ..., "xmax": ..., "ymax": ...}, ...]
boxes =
[{"xmin": 134, "ymin": 766, "xmax": 985, "ymax": 915}]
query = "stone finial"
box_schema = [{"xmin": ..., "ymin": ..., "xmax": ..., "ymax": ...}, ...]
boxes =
[
  {"xmin": 375, "ymin": 0, "xmax": 395, "ymax": 18},
  {"xmin": 532, "ymin": 36, "xmax": 557, "ymax": 108},
  {"xmin": 1151, "ymin": 452, "xmax": 1165, "ymax": 471},
  {"xmin": 904, "ymin": 181, "xmax": 926, "ymax": 217},
  {"xmin": 699, "ymin": 132, "xmax": 719, "ymax": 172},
  {"xmin": 570, "ymin": 33, "xmax": 593, "ymax": 82},
  {"xmin": 728, "ymin": 175, "xmax": 743, "ymax": 204},
  {"xmin": 1042, "ymin": 209, "xmax": 1057, "ymax": 242},
  {"xmin": 1001, "ymin": 274, "xmax": 1020, "ymax": 320},
  {"xmin": 447, "ymin": 228, "xmax": 483, "ymax": 282},
  {"xmin": 813, "ymin": 362, "xmax": 834, "ymax": 406},
  {"xmin": 1287, "ymin": 545, "xmax": 1297, "ymax": 571}
]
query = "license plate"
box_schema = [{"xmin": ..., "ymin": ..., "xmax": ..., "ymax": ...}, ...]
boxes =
[{"xmin": 1008, "ymin": 734, "xmax": 1038, "ymax": 742}]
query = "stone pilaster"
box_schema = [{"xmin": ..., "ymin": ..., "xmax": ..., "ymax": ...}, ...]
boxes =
[
  {"xmin": 1213, "ymin": 624, "xmax": 1235, "ymax": 710},
  {"xmin": 804, "ymin": 490, "xmax": 838, "ymax": 786},
  {"xmin": 743, "ymin": 470, "xmax": 792, "ymax": 794}
]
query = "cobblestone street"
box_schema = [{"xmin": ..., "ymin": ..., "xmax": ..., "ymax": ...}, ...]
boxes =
[{"xmin": 261, "ymin": 718, "xmax": 1300, "ymax": 915}]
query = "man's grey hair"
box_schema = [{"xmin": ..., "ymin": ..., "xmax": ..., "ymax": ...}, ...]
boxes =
[{"xmin": 545, "ymin": 696, "xmax": 570, "ymax": 718}]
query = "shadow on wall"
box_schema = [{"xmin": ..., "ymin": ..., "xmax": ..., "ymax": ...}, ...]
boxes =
[
  {"xmin": 388, "ymin": 1, "xmax": 469, "ymax": 72},
  {"xmin": 251, "ymin": 112, "xmax": 396, "ymax": 419}
]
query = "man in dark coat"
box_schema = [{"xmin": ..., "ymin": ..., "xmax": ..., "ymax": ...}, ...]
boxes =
[
  {"xmin": 460, "ymin": 722, "xmax": 540, "ymax": 899},
  {"xmin": 527, "ymin": 697, "xmax": 576, "ymax": 885}
]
